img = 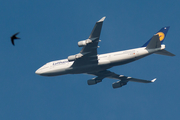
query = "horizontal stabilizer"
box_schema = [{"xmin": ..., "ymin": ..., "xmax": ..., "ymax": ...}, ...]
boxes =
[
  {"xmin": 146, "ymin": 35, "xmax": 161, "ymax": 49},
  {"xmin": 155, "ymin": 49, "xmax": 175, "ymax": 56}
]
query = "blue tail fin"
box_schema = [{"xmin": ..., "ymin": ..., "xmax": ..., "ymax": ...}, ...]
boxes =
[{"xmin": 142, "ymin": 26, "xmax": 170, "ymax": 47}]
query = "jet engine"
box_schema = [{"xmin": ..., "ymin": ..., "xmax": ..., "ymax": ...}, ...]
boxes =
[
  {"xmin": 112, "ymin": 81, "xmax": 127, "ymax": 88},
  {"xmin": 87, "ymin": 77, "xmax": 102, "ymax": 85},
  {"xmin": 68, "ymin": 53, "xmax": 83, "ymax": 61},
  {"xmin": 78, "ymin": 39, "xmax": 92, "ymax": 47}
]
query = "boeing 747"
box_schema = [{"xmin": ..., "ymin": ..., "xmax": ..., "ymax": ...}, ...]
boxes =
[{"xmin": 35, "ymin": 17, "xmax": 175, "ymax": 88}]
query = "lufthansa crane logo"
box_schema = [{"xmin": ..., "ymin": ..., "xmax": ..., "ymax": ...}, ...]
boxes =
[{"xmin": 156, "ymin": 32, "xmax": 165, "ymax": 41}]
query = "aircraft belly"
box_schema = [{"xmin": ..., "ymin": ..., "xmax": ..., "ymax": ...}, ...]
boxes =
[{"xmin": 68, "ymin": 64, "xmax": 110, "ymax": 74}]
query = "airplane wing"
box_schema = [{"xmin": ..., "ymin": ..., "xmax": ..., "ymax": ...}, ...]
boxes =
[
  {"xmin": 71, "ymin": 17, "xmax": 106, "ymax": 66},
  {"xmin": 87, "ymin": 70, "xmax": 156, "ymax": 88}
]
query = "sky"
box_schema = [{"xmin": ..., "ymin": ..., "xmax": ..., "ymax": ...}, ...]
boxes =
[{"xmin": 0, "ymin": 0, "xmax": 179, "ymax": 119}]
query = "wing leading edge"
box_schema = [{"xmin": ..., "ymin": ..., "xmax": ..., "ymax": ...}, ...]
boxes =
[{"xmin": 87, "ymin": 70, "xmax": 156, "ymax": 89}]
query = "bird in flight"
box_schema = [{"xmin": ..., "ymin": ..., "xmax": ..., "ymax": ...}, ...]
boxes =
[{"xmin": 11, "ymin": 32, "xmax": 20, "ymax": 46}]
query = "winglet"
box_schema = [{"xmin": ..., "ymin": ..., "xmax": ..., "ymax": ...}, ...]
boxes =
[
  {"xmin": 151, "ymin": 78, "xmax": 157, "ymax": 82},
  {"xmin": 98, "ymin": 16, "xmax": 106, "ymax": 22}
]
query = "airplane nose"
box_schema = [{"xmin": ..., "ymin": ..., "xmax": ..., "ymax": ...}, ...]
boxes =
[
  {"xmin": 35, "ymin": 68, "xmax": 48, "ymax": 76},
  {"xmin": 35, "ymin": 69, "xmax": 41, "ymax": 75}
]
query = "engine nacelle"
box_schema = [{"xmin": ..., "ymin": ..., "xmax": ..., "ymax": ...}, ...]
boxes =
[
  {"xmin": 112, "ymin": 81, "xmax": 127, "ymax": 88},
  {"xmin": 87, "ymin": 78, "xmax": 102, "ymax": 85},
  {"xmin": 68, "ymin": 53, "xmax": 83, "ymax": 62},
  {"xmin": 68, "ymin": 55, "xmax": 76, "ymax": 61},
  {"xmin": 78, "ymin": 39, "xmax": 92, "ymax": 47}
]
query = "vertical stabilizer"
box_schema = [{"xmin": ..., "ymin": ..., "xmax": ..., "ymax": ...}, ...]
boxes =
[{"xmin": 142, "ymin": 26, "xmax": 170, "ymax": 47}]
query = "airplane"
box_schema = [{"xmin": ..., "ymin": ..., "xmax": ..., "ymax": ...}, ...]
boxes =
[{"xmin": 35, "ymin": 16, "xmax": 175, "ymax": 89}]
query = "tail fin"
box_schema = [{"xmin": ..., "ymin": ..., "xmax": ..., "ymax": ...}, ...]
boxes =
[
  {"xmin": 142, "ymin": 26, "xmax": 175, "ymax": 56},
  {"xmin": 142, "ymin": 26, "xmax": 170, "ymax": 47}
]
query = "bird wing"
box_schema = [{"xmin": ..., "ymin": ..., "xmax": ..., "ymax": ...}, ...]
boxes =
[
  {"xmin": 11, "ymin": 37, "xmax": 15, "ymax": 45},
  {"xmin": 13, "ymin": 32, "xmax": 20, "ymax": 36},
  {"xmin": 10, "ymin": 32, "xmax": 20, "ymax": 46}
]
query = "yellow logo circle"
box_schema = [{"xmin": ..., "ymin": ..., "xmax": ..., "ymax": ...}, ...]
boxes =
[{"xmin": 156, "ymin": 32, "xmax": 165, "ymax": 41}]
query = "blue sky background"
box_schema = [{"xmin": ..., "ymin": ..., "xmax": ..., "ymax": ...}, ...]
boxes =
[{"xmin": 0, "ymin": 0, "xmax": 179, "ymax": 119}]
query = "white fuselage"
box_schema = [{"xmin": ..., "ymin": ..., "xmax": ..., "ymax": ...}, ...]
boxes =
[{"xmin": 35, "ymin": 45, "xmax": 165, "ymax": 76}]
